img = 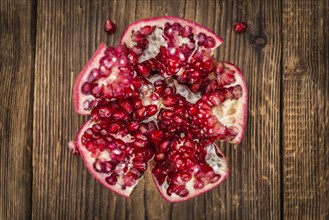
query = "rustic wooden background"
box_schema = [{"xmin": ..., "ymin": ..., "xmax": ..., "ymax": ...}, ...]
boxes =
[{"xmin": 0, "ymin": 0, "xmax": 328, "ymax": 219}]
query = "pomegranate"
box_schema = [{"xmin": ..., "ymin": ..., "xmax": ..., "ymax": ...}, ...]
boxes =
[
  {"xmin": 104, "ymin": 19, "xmax": 116, "ymax": 34},
  {"xmin": 233, "ymin": 22, "xmax": 247, "ymax": 33},
  {"xmin": 72, "ymin": 16, "xmax": 247, "ymax": 202}
]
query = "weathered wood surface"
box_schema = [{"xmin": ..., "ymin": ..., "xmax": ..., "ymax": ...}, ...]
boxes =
[
  {"xmin": 0, "ymin": 0, "xmax": 34, "ymax": 219},
  {"xmin": 282, "ymin": 0, "xmax": 329, "ymax": 219},
  {"xmin": 0, "ymin": 0, "xmax": 328, "ymax": 219}
]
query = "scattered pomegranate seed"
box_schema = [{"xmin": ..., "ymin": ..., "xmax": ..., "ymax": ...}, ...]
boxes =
[
  {"xmin": 68, "ymin": 140, "xmax": 79, "ymax": 156},
  {"xmin": 233, "ymin": 22, "xmax": 247, "ymax": 33},
  {"xmin": 104, "ymin": 19, "xmax": 116, "ymax": 34}
]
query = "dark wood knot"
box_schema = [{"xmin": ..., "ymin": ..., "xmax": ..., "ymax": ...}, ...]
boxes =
[{"xmin": 250, "ymin": 33, "xmax": 268, "ymax": 49}]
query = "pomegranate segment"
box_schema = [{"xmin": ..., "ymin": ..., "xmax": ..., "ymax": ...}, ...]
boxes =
[
  {"xmin": 76, "ymin": 119, "xmax": 152, "ymax": 197},
  {"xmin": 74, "ymin": 44, "xmax": 146, "ymax": 115},
  {"xmin": 120, "ymin": 16, "xmax": 224, "ymax": 85},
  {"xmin": 191, "ymin": 62, "xmax": 248, "ymax": 144},
  {"xmin": 151, "ymin": 140, "xmax": 228, "ymax": 202}
]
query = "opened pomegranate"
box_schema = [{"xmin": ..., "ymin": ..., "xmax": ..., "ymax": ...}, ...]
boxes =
[{"xmin": 72, "ymin": 16, "xmax": 247, "ymax": 202}]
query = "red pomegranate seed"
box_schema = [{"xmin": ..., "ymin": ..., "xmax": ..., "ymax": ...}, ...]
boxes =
[
  {"xmin": 162, "ymin": 95, "xmax": 177, "ymax": 107},
  {"xmin": 99, "ymin": 66, "xmax": 110, "ymax": 77},
  {"xmin": 136, "ymin": 63, "xmax": 151, "ymax": 77},
  {"xmin": 104, "ymin": 19, "xmax": 116, "ymax": 34},
  {"xmin": 81, "ymin": 82, "xmax": 92, "ymax": 95},
  {"xmin": 68, "ymin": 140, "xmax": 79, "ymax": 155},
  {"xmin": 194, "ymin": 180, "xmax": 205, "ymax": 189},
  {"xmin": 87, "ymin": 68, "xmax": 100, "ymax": 82},
  {"xmin": 171, "ymin": 23, "xmax": 182, "ymax": 36},
  {"xmin": 149, "ymin": 129, "xmax": 163, "ymax": 144},
  {"xmin": 134, "ymin": 106, "xmax": 146, "ymax": 119},
  {"xmin": 98, "ymin": 106, "xmax": 111, "ymax": 118},
  {"xmin": 205, "ymin": 37, "xmax": 215, "ymax": 48},
  {"xmin": 181, "ymin": 25, "xmax": 193, "ymax": 37},
  {"xmin": 234, "ymin": 22, "xmax": 247, "ymax": 33},
  {"xmin": 146, "ymin": 104, "xmax": 158, "ymax": 116},
  {"xmin": 132, "ymin": 31, "xmax": 145, "ymax": 42},
  {"xmin": 105, "ymin": 174, "xmax": 117, "ymax": 185},
  {"xmin": 126, "ymin": 121, "xmax": 140, "ymax": 131},
  {"xmin": 140, "ymin": 25, "xmax": 155, "ymax": 35},
  {"xmin": 112, "ymin": 109, "xmax": 126, "ymax": 120},
  {"xmin": 198, "ymin": 33, "xmax": 207, "ymax": 46},
  {"xmin": 119, "ymin": 100, "xmax": 133, "ymax": 114}
]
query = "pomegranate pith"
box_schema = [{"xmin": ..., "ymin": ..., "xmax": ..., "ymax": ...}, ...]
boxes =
[{"xmin": 72, "ymin": 16, "xmax": 247, "ymax": 202}]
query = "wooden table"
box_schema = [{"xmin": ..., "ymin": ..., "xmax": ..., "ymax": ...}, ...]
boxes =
[{"xmin": 1, "ymin": 0, "xmax": 328, "ymax": 219}]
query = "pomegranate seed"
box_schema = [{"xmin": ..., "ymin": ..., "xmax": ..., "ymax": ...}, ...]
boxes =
[
  {"xmin": 162, "ymin": 95, "xmax": 177, "ymax": 107},
  {"xmin": 134, "ymin": 106, "xmax": 146, "ymax": 119},
  {"xmin": 99, "ymin": 66, "xmax": 110, "ymax": 77},
  {"xmin": 133, "ymin": 161, "xmax": 147, "ymax": 172},
  {"xmin": 177, "ymin": 188, "xmax": 189, "ymax": 197},
  {"xmin": 123, "ymin": 172, "xmax": 138, "ymax": 187},
  {"xmin": 198, "ymin": 33, "xmax": 207, "ymax": 46},
  {"xmin": 126, "ymin": 121, "xmax": 140, "ymax": 131},
  {"xmin": 181, "ymin": 25, "xmax": 192, "ymax": 37},
  {"xmin": 171, "ymin": 23, "xmax": 182, "ymax": 35},
  {"xmin": 154, "ymin": 153, "xmax": 165, "ymax": 161},
  {"xmin": 132, "ymin": 98, "xmax": 142, "ymax": 109},
  {"xmin": 131, "ymin": 46, "xmax": 143, "ymax": 55},
  {"xmin": 234, "ymin": 22, "xmax": 247, "ymax": 33},
  {"xmin": 112, "ymin": 109, "xmax": 126, "ymax": 120},
  {"xmin": 164, "ymin": 23, "xmax": 173, "ymax": 37},
  {"xmin": 104, "ymin": 161, "xmax": 115, "ymax": 173},
  {"xmin": 87, "ymin": 68, "xmax": 100, "ymax": 82},
  {"xmin": 194, "ymin": 180, "xmax": 205, "ymax": 189},
  {"xmin": 163, "ymin": 86, "xmax": 176, "ymax": 96},
  {"xmin": 205, "ymin": 37, "xmax": 215, "ymax": 48},
  {"xmin": 136, "ymin": 63, "xmax": 151, "ymax": 77},
  {"xmin": 108, "ymin": 123, "xmax": 120, "ymax": 133},
  {"xmin": 158, "ymin": 140, "xmax": 170, "ymax": 152},
  {"xmin": 93, "ymin": 160, "xmax": 104, "ymax": 173},
  {"xmin": 119, "ymin": 100, "xmax": 133, "ymax": 114},
  {"xmin": 132, "ymin": 31, "xmax": 145, "ymax": 42},
  {"xmin": 133, "ymin": 139, "xmax": 148, "ymax": 148},
  {"xmin": 68, "ymin": 140, "xmax": 79, "ymax": 155},
  {"xmin": 104, "ymin": 19, "xmax": 116, "ymax": 34},
  {"xmin": 128, "ymin": 52, "xmax": 138, "ymax": 64},
  {"xmin": 105, "ymin": 175, "xmax": 117, "ymax": 185},
  {"xmin": 81, "ymin": 82, "xmax": 92, "ymax": 95},
  {"xmin": 140, "ymin": 25, "xmax": 155, "ymax": 35},
  {"xmin": 146, "ymin": 105, "xmax": 158, "ymax": 116},
  {"xmin": 149, "ymin": 129, "xmax": 163, "ymax": 144},
  {"xmin": 98, "ymin": 106, "xmax": 111, "ymax": 118}
]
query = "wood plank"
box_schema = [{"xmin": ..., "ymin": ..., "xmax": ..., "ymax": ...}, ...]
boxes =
[
  {"xmin": 32, "ymin": 0, "xmax": 117, "ymax": 219},
  {"xmin": 0, "ymin": 0, "xmax": 35, "ymax": 219},
  {"xmin": 211, "ymin": 0, "xmax": 282, "ymax": 219},
  {"xmin": 282, "ymin": 0, "xmax": 329, "ymax": 219}
]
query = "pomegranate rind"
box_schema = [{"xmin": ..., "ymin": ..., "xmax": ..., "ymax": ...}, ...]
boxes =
[
  {"xmin": 76, "ymin": 119, "xmax": 136, "ymax": 198},
  {"xmin": 221, "ymin": 62, "xmax": 247, "ymax": 144},
  {"xmin": 73, "ymin": 43, "xmax": 107, "ymax": 115},
  {"xmin": 120, "ymin": 16, "xmax": 224, "ymax": 49},
  {"xmin": 150, "ymin": 143, "xmax": 229, "ymax": 202}
]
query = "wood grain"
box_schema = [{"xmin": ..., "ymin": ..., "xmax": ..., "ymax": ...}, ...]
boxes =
[
  {"xmin": 282, "ymin": 0, "xmax": 329, "ymax": 219},
  {"xmin": 0, "ymin": 0, "xmax": 34, "ymax": 219}
]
